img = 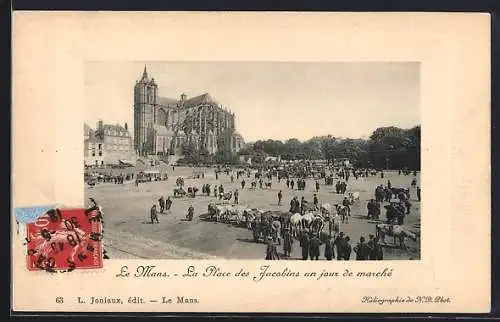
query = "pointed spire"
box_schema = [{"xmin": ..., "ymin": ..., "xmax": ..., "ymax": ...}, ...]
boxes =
[{"xmin": 140, "ymin": 65, "xmax": 150, "ymax": 83}]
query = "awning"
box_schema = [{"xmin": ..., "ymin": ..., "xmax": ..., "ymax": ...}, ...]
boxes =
[{"xmin": 143, "ymin": 170, "xmax": 160, "ymax": 174}]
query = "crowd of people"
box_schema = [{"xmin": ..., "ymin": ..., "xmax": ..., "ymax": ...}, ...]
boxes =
[
  {"xmin": 93, "ymin": 160, "xmax": 419, "ymax": 259},
  {"xmin": 265, "ymin": 229, "xmax": 384, "ymax": 261}
]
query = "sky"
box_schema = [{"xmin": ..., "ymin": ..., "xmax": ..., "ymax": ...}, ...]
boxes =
[{"xmin": 85, "ymin": 62, "xmax": 420, "ymax": 142}]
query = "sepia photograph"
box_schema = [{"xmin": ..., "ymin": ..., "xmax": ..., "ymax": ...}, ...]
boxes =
[{"xmin": 84, "ymin": 61, "xmax": 421, "ymax": 260}]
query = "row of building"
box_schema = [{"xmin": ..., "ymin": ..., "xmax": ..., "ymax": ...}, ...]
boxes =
[{"xmin": 84, "ymin": 66, "xmax": 245, "ymax": 167}]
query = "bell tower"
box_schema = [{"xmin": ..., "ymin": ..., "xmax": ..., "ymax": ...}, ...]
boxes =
[{"xmin": 134, "ymin": 65, "xmax": 158, "ymax": 156}]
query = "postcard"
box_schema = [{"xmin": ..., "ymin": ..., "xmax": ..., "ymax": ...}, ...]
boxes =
[{"xmin": 12, "ymin": 12, "xmax": 490, "ymax": 313}]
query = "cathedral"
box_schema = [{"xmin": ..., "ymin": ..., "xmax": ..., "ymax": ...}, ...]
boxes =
[{"xmin": 133, "ymin": 66, "xmax": 244, "ymax": 158}]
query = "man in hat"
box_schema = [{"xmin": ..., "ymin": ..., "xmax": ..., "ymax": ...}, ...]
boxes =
[
  {"xmin": 315, "ymin": 181, "xmax": 320, "ymax": 193},
  {"xmin": 324, "ymin": 234, "xmax": 335, "ymax": 261},
  {"xmin": 265, "ymin": 236, "xmax": 280, "ymax": 260},
  {"xmin": 309, "ymin": 233, "xmax": 322, "ymax": 261},
  {"xmin": 342, "ymin": 196, "xmax": 351, "ymax": 216},
  {"xmin": 354, "ymin": 236, "xmax": 370, "ymax": 260},
  {"xmin": 334, "ymin": 232, "xmax": 346, "ymax": 260},
  {"xmin": 366, "ymin": 199, "xmax": 375, "ymax": 219},
  {"xmin": 370, "ymin": 237, "xmax": 384, "ymax": 260},
  {"xmin": 158, "ymin": 196, "xmax": 165, "ymax": 213},
  {"xmin": 278, "ymin": 190, "xmax": 283, "ymax": 206},
  {"xmin": 342, "ymin": 236, "xmax": 352, "ymax": 260},
  {"xmin": 300, "ymin": 196, "xmax": 307, "ymax": 215},
  {"xmin": 282, "ymin": 226, "xmax": 293, "ymax": 257},
  {"xmin": 299, "ymin": 229, "xmax": 310, "ymax": 260},
  {"xmin": 186, "ymin": 205, "xmax": 194, "ymax": 221},
  {"xmin": 234, "ymin": 189, "xmax": 239, "ymax": 204},
  {"xmin": 165, "ymin": 196, "xmax": 172, "ymax": 213},
  {"xmin": 150, "ymin": 204, "xmax": 159, "ymax": 224},
  {"xmin": 367, "ymin": 234, "xmax": 376, "ymax": 259}
]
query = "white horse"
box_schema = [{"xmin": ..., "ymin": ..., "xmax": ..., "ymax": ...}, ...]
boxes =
[
  {"xmin": 290, "ymin": 213, "xmax": 302, "ymax": 238},
  {"xmin": 375, "ymin": 224, "xmax": 417, "ymax": 249}
]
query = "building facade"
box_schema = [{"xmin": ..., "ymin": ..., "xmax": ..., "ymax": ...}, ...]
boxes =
[
  {"xmin": 133, "ymin": 66, "xmax": 244, "ymax": 158},
  {"xmin": 84, "ymin": 120, "xmax": 134, "ymax": 166}
]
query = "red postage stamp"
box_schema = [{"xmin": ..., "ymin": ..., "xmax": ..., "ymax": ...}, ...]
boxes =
[{"xmin": 26, "ymin": 208, "xmax": 103, "ymax": 272}]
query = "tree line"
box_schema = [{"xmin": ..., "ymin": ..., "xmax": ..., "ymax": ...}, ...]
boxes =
[
  {"xmin": 177, "ymin": 125, "xmax": 420, "ymax": 170},
  {"xmin": 238, "ymin": 125, "xmax": 421, "ymax": 170}
]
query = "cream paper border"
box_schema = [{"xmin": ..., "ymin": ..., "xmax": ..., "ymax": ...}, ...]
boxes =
[{"xmin": 12, "ymin": 12, "xmax": 491, "ymax": 313}]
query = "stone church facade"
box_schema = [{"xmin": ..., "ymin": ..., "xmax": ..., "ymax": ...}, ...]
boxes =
[{"xmin": 133, "ymin": 66, "xmax": 244, "ymax": 158}]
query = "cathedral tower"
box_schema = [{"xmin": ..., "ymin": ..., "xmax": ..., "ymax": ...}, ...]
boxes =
[{"xmin": 134, "ymin": 65, "xmax": 158, "ymax": 155}]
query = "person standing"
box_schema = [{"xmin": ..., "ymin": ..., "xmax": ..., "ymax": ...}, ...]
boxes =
[
  {"xmin": 309, "ymin": 233, "xmax": 322, "ymax": 260},
  {"xmin": 150, "ymin": 205, "xmax": 159, "ymax": 224},
  {"xmin": 370, "ymin": 237, "xmax": 384, "ymax": 260},
  {"xmin": 165, "ymin": 196, "xmax": 172, "ymax": 213},
  {"xmin": 387, "ymin": 180, "xmax": 392, "ymax": 190},
  {"xmin": 265, "ymin": 236, "xmax": 280, "ymax": 260},
  {"xmin": 354, "ymin": 236, "xmax": 370, "ymax": 260},
  {"xmin": 234, "ymin": 189, "xmax": 239, "ymax": 204},
  {"xmin": 342, "ymin": 196, "xmax": 351, "ymax": 216},
  {"xmin": 158, "ymin": 196, "xmax": 165, "ymax": 213},
  {"xmin": 334, "ymin": 232, "xmax": 345, "ymax": 260},
  {"xmin": 324, "ymin": 234, "xmax": 335, "ymax": 261},
  {"xmin": 342, "ymin": 236, "xmax": 352, "ymax": 260},
  {"xmin": 282, "ymin": 227, "xmax": 293, "ymax": 257},
  {"xmin": 231, "ymin": 175, "xmax": 234, "ymax": 183},
  {"xmin": 417, "ymin": 186, "xmax": 421, "ymax": 201},
  {"xmin": 315, "ymin": 181, "xmax": 320, "ymax": 193},
  {"xmin": 289, "ymin": 197, "xmax": 295, "ymax": 213},
  {"xmin": 215, "ymin": 172, "xmax": 219, "ymax": 180},
  {"xmin": 313, "ymin": 194, "xmax": 319, "ymax": 208},
  {"xmin": 299, "ymin": 230, "xmax": 310, "ymax": 260},
  {"xmin": 186, "ymin": 205, "xmax": 194, "ymax": 221},
  {"xmin": 241, "ymin": 179, "xmax": 246, "ymax": 189},
  {"xmin": 286, "ymin": 179, "xmax": 290, "ymax": 189},
  {"xmin": 290, "ymin": 180, "xmax": 295, "ymax": 189},
  {"xmin": 366, "ymin": 199, "xmax": 374, "ymax": 219},
  {"xmin": 213, "ymin": 185, "xmax": 218, "ymax": 197},
  {"xmin": 367, "ymin": 234, "xmax": 375, "ymax": 259},
  {"xmin": 278, "ymin": 190, "xmax": 283, "ymax": 206},
  {"xmin": 300, "ymin": 196, "xmax": 306, "ymax": 215}
]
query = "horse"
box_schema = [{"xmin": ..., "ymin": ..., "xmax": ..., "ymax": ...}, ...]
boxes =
[
  {"xmin": 289, "ymin": 213, "xmax": 302, "ymax": 238},
  {"xmin": 173, "ymin": 187, "xmax": 186, "ymax": 197},
  {"xmin": 375, "ymin": 224, "xmax": 418, "ymax": 250},
  {"xmin": 346, "ymin": 192, "xmax": 360, "ymax": 205},
  {"xmin": 301, "ymin": 212, "xmax": 315, "ymax": 230},
  {"xmin": 310, "ymin": 216, "xmax": 324, "ymax": 235},
  {"xmin": 220, "ymin": 191, "xmax": 233, "ymax": 201}
]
